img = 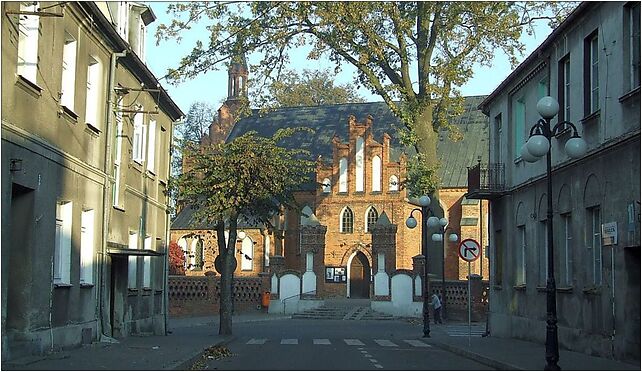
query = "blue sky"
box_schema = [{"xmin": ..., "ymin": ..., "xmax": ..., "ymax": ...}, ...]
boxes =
[{"xmin": 145, "ymin": 2, "xmax": 555, "ymax": 113}]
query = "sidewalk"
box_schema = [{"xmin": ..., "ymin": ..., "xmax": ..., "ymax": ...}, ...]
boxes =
[
  {"xmin": 426, "ymin": 321, "xmax": 640, "ymax": 371},
  {"xmin": 2, "ymin": 311, "xmax": 290, "ymax": 371}
]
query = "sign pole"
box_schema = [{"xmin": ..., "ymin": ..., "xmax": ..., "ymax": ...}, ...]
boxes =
[{"xmin": 468, "ymin": 261, "xmax": 471, "ymax": 347}]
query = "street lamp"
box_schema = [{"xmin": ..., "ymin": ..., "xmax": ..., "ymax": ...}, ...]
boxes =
[
  {"xmin": 521, "ymin": 96, "xmax": 587, "ymax": 370},
  {"xmin": 405, "ymin": 194, "xmax": 434, "ymax": 337},
  {"xmin": 428, "ymin": 216, "xmax": 459, "ymax": 320}
]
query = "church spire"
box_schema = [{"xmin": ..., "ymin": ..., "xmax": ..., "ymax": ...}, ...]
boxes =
[{"xmin": 227, "ymin": 45, "xmax": 248, "ymax": 101}]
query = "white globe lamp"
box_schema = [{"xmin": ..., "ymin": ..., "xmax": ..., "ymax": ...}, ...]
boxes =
[
  {"xmin": 418, "ymin": 195, "xmax": 431, "ymax": 207},
  {"xmin": 537, "ymin": 96, "xmax": 559, "ymax": 119},
  {"xmin": 427, "ymin": 216, "xmax": 439, "ymax": 228},
  {"xmin": 431, "ymin": 233, "xmax": 442, "ymax": 242},
  {"xmin": 565, "ymin": 136, "xmax": 588, "ymax": 159},
  {"xmin": 406, "ymin": 216, "xmax": 417, "ymax": 229},
  {"xmin": 439, "ymin": 217, "xmax": 448, "ymax": 227},
  {"xmin": 237, "ymin": 231, "xmax": 247, "ymax": 240},
  {"xmin": 521, "ymin": 143, "xmax": 540, "ymax": 163},
  {"xmin": 448, "ymin": 233, "xmax": 459, "ymax": 242},
  {"xmin": 527, "ymin": 134, "xmax": 550, "ymax": 158}
]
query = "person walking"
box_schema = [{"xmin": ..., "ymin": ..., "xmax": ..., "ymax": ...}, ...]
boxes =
[{"xmin": 431, "ymin": 293, "xmax": 443, "ymax": 324}]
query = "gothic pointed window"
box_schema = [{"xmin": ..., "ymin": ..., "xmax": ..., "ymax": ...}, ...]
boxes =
[
  {"xmin": 340, "ymin": 207, "xmax": 354, "ymax": 233},
  {"xmin": 365, "ymin": 206, "xmax": 379, "ymax": 232}
]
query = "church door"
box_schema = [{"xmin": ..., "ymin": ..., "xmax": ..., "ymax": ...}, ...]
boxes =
[{"xmin": 349, "ymin": 252, "xmax": 371, "ymax": 298}]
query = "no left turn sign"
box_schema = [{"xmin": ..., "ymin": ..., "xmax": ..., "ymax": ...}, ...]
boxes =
[{"xmin": 458, "ymin": 239, "xmax": 481, "ymax": 262}]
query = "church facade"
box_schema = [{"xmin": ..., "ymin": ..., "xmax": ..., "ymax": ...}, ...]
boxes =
[{"xmin": 170, "ymin": 60, "xmax": 489, "ymax": 300}]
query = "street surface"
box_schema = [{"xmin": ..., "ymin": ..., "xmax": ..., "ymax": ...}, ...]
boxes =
[{"xmin": 203, "ymin": 319, "xmax": 491, "ymax": 370}]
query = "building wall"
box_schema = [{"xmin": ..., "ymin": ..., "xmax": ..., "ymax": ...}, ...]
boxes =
[{"xmin": 483, "ymin": 1, "xmax": 640, "ymax": 361}]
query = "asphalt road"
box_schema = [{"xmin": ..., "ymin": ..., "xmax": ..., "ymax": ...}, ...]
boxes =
[{"xmin": 204, "ymin": 319, "xmax": 492, "ymax": 370}]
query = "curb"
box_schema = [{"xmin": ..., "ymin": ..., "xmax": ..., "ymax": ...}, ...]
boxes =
[
  {"xmin": 165, "ymin": 336, "xmax": 236, "ymax": 371},
  {"xmin": 428, "ymin": 340, "xmax": 523, "ymax": 371}
]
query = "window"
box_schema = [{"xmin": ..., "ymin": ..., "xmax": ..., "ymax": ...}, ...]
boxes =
[
  {"xmin": 371, "ymin": 155, "xmax": 381, "ymax": 192},
  {"xmin": 494, "ymin": 114, "xmax": 503, "ymax": 164},
  {"xmin": 355, "ymin": 137, "xmax": 364, "ymax": 192},
  {"xmin": 17, "ymin": 2, "xmax": 39, "ymax": 82},
  {"xmin": 113, "ymin": 101, "xmax": 123, "ymax": 207},
  {"xmin": 388, "ymin": 175, "xmax": 399, "ymax": 191},
  {"xmin": 60, "ymin": 32, "xmax": 77, "ymax": 110},
  {"xmin": 538, "ymin": 221, "xmax": 548, "ymax": 286},
  {"xmin": 85, "ymin": 57, "xmax": 101, "ymax": 129},
  {"xmin": 339, "ymin": 158, "xmax": 348, "ymax": 193},
  {"xmin": 516, "ymin": 225, "xmax": 526, "ymax": 285},
  {"xmin": 626, "ymin": 2, "xmax": 641, "ymax": 90},
  {"xmin": 143, "ymin": 236, "xmax": 152, "ymax": 288},
  {"xmin": 55, "ymin": 201, "xmax": 72, "ymax": 285},
  {"xmin": 560, "ymin": 213, "xmax": 573, "ymax": 287},
  {"xmin": 587, "ymin": 207, "xmax": 602, "ymax": 286},
  {"xmin": 189, "ymin": 238, "xmax": 204, "ymax": 270},
  {"xmin": 117, "ymin": 2, "xmax": 129, "ymax": 39},
  {"xmin": 146, "ymin": 120, "xmax": 156, "ymax": 172},
  {"xmin": 365, "ymin": 206, "xmax": 378, "ymax": 232},
  {"xmin": 80, "ymin": 209, "xmax": 95, "ymax": 285},
  {"xmin": 558, "ymin": 55, "xmax": 571, "ymax": 122},
  {"xmin": 513, "ymin": 98, "xmax": 525, "ymax": 158},
  {"xmin": 132, "ymin": 112, "xmax": 145, "ymax": 163},
  {"xmin": 128, "ymin": 232, "xmax": 138, "ymax": 288},
  {"xmin": 240, "ymin": 236, "xmax": 253, "ymax": 271},
  {"xmin": 584, "ymin": 31, "xmax": 600, "ymax": 115},
  {"xmin": 322, "ymin": 178, "xmax": 331, "ymax": 193},
  {"xmin": 177, "ymin": 237, "xmax": 188, "ymax": 271},
  {"xmin": 340, "ymin": 207, "xmax": 354, "ymax": 233}
]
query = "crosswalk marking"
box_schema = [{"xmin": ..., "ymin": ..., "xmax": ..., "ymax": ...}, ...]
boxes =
[
  {"xmin": 246, "ymin": 338, "xmax": 267, "ymax": 345},
  {"xmin": 344, "ymin": 339, "xmax": 365, "ymax": 346},
  {"xmin": 444, "ymin": 326, "xmax": 485, "ymax": 337},
  {"xmin": 281, "ymin": 339, "xmax": 298, "ymax": 345},
  {"xmin": 313, "ymin": 339, "xmax": 331, "ymax": 345},
  {"xmin": 374, "ymin": 339, "xmax": 398, "ymax": 347},
  {"xmin": 374, "ymin": 364, "xmax": 383, "ymax": 369},
  {"xmin": 403, "ymin": 339, "xmax": 431, "ymax": 348}
]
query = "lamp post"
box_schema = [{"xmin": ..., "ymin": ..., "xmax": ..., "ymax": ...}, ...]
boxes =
[
  {"xmin": 429, "ymin": 217, "xmax": 459, "ymax": 320},
  {"xmin": 405, "ymin": 195, "xmax": 432, "ymax": 337},
  {"xmin": 521, "ymin": 96, "xmax": 587, "ymax": 370}
]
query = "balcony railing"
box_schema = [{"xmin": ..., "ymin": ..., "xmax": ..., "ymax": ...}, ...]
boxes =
[{"xmin": 466, "ymin": 163, "xmax": 506, "ymax": 200}]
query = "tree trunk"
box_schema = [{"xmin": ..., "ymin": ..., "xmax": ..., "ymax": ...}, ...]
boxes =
[{"xmin": 217, "ymin": 216, "xmax": 237, "ymax": 335}]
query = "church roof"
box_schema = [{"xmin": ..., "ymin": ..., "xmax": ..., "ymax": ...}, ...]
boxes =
[{"xmin": 226, "ymin": 96, "xmax": 488, "ymax": 188}]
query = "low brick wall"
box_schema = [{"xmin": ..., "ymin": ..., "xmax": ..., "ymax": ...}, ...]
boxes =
[{"xmin": 168, "ymin": 275, "xmax": 270, "ymax": 317}]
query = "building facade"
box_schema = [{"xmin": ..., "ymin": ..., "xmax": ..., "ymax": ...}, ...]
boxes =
[
  {"xmin": 171, "ymin": 60, "xmax": 490, "ymax": 298},
  {"xmin": 470, "ymin": 1, "xmax": 640, "ymax": 362},
  {"xmin": 1, "ymin": 1, "xmax": 183, "ymax": 360}
]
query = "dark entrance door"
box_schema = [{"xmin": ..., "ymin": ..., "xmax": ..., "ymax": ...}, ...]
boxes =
[{"xmin": 349, "ymin": 252, "xmax": 370, "ymax": 298}]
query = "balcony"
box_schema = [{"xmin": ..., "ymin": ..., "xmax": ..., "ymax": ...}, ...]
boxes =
[{"xmin": 466, "ymin": 163, "xmax": 507, "ymax": 200}]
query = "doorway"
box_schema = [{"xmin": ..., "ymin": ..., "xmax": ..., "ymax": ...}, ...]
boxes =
[{"xmin": 349, "ymin": 252, "xmax": 370, "ymax": 299}]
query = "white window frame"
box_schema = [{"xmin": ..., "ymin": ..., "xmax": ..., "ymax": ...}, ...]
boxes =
[
  {"xmin": 340, "ymin": 207, "xmax": 354, "ymax": 233},
  {"xmin": 513, "ymin": 97, "xmax": 525, "ymax": 159},
  {"xmin": 339, "ymin": 157, "xmax": 348, "ymax": 193},
  {"xmin": 17, "ymin": 2, "xmax": 39, "ymax": 83},
  {"xmin": 538, "ymin": 220, "xmax": 548, "ymax": 285},
  {"xmin": 561, "ymin": 213, "xmax": 573, "ymax": 287},
  {"xmin": 355, "ymin": 137, "xmax": 364, "ymax": 192},
  {"xmin": 128, "ymin": 231, "xmax": 138, "ymax": 288},
  {"xmin": 371, "ymin": 155, "xmax": 381, "ymax": 192},
  {"xmin": 146, "ymin": 120, "xmax": 156, "ymax": 173},
  {"xmin": 80, "ymin": 209, "xmax": 95, "ymax": 285},
  {"xmin": 113, "ymin": 101, "xmax": 123, "ymax": 207},
  {"xmin": 55, "ymin": 201, "xmax": 73, "ymax": 285},
  {"xmin": 143, "ymin": 236, "xmax": 152, "ymax": 288},
  {"xmin": 60, "ymin": 31, "xmax": 77, "ymax": 111},
  {"xmin": 587, "ymin": 32, "xmax": 600, "ymax": 113},
  {"xmin": 132, "ymin": 112, "xmax": 146, "ymax": 163},
  {"xmin": 588, "ymin": 207, "xmax": 602, "ymax": 286},
  {"xmin": 85, "ymin": 56, "xmax": 101, "ymax": 129},
  {"xmin": 117, "ymin": 2, "xmax": 129, "ymax": 40},
  {"xmin": 627, "ymin": 2, "xmax": 641, "ymax": 90}
]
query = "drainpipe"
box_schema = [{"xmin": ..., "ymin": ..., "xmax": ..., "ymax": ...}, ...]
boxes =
[{"xmin": 97, "ymin": 50, "xmax": 127, "ymax": 341}]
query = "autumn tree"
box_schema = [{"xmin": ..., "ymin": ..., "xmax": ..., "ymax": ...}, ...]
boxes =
[
  {"xmin": 171, "ymin": 101, "xmax": 215, "ymax": 178},
  {"xmin": 253, "ymin": 68, "xmax": 366, "ymax": 107},
  {"xmin": 175, "ymin": 128, "xmax": 314, "ymax": 335},
  {"xmin": 168, "ymin": 241, "xmax": 186, "ymax": 275}
]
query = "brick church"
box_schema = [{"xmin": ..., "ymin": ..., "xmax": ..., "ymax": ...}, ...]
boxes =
[{"xmin": 170, "ymin": 56, "xmax": 489, "ymax": 299}]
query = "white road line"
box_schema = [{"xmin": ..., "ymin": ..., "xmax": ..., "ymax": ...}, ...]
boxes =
[
  {"xmin": 374, "ymin": 339, "xmax": 398, "ymax": 347},
  {"xmin": 374, "ymin": 364, "xmax": 383, "ymax": 369},
  {"xmin": 360, "ymin": 350, "xmax": 368, "ymax": 354},
  {"xmin": 246, "ymin": 338, "xmax": 267, "ymax": 345},
  {"xmin": 280, "ymin": 338, "xmax": 298, "ymax": 345},
  {"xmin": 313, "ymin": 339, "xmax": 331, "ymax": 345},
  {"xmin": 344, "ymin": 339, "xmax": 365, "ymax": 346},
  {"xmin": 403, "ymin": 339, "xmax": 432, "ymax": 347},
  {"xmin": 364, "ymin": 354, "xmax": 373, "ymax": 358},
  {"xmin": 369, "ymin": 359, "xmax": 378, "ymax": 363}
]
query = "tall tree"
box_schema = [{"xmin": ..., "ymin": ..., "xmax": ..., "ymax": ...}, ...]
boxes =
[
  {"xmin": 171, "ymin": 101, "xmax": 214, "ymax": 177},
  {"xmin": 156, "ymin": 2, "xmax": 574, "ymax": 184},
  {"xmin": 253, "ymin": 68, "xmax": 366, "ymax": 107},
  {"xmin": 176, "ymin": 128, "xmax": 314, "ymax": 335}
]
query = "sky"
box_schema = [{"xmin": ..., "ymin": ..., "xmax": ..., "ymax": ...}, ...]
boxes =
[{"xmin": 145, "ymin": 2, "xmax": 556, "ymax": 114}]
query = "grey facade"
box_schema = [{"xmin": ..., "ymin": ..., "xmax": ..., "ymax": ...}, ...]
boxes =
[
  {"xmin": 1, "ymin": 1, "xmax": 183, "ymax": 361},
  {"xmin": 471, "ymin": 2, "xmax": 640, "ymax": 362}
]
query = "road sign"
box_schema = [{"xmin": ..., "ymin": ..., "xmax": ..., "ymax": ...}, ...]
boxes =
[{"xmin": 458, "ymin": 239, "xmax": 481, "ymax": 262}]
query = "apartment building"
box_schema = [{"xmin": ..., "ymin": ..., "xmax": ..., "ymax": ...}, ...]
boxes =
[
  {"xmin": 1, "ymin": 1, "xmax": 183, "ymax": 360},
  {"xmin": 469, "ymin": 1, "xmax": 640, "ymax": 361}
]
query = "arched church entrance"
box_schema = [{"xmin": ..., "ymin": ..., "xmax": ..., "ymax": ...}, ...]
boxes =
[{"xmin": 349, "ymin": 251, "xmax": 370, "ymax": 299}]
